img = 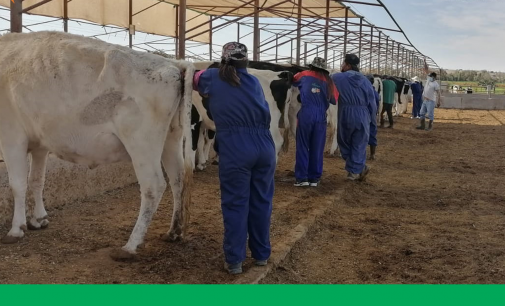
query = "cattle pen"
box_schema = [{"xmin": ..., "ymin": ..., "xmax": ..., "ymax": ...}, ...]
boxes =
[{"xmin": 2, "ymin": 1, "xmax": 504, "ymax": 285}]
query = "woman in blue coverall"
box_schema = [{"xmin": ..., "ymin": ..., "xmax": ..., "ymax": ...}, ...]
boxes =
[
  {"xmin": 193, "ymin": 42, "xmax": 276, "ymax": 275},
  {"xmin": 332, "ymin": 54, "xmax": 377, "ymax": 181},
  {"xmin": 292, "ymin": 57, "xmax": 338, "ymax": 187}
]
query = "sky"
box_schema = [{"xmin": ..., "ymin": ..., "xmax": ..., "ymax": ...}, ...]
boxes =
[{"xmin": 0, "ymin": 0, "xmax": 502, "ymax": 72}]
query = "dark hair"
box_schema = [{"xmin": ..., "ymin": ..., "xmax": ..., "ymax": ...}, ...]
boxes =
[
  {"xmin": 344, "ymin": 54, "xmax": 360, "ymax": 72},
  {"xmin": 219, "ymin": 55, "xmax": 248, "ymax": 87},
  {"xmin": 310, "ymin": 66, "xmax": 335, "ymax": 102}
]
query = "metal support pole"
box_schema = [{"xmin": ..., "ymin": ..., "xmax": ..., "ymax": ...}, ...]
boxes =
[
  {"xmin": 377, "ymin": 32, "xmax": 381, "ymax": 74},
  {"xmin": 343, "ymin": 6, "xmax": 349, "ymax": 56},
  {"xmin": 333, "ymin": 49, "xmax": 336, "ymax": 69},
  {"xmin": 402, "ymin": 48, "xmax": 406, "ymax": 77},
  {"xmin": 304, "ymin": 41, "xmax": 308, "ymax": 66},
  {"xmin": 237, "ymin": 23, "xmax": 240, "ymax": 42},
  {"xmin": 275, "ymin": 34, "xmax": 278, "ymax": 63},
  {"xmin": 358, "ymin": 17, "xmax": 363, "ymax": 59},
  {"xmin": 253, "ymin": 0, "xmax": 260, "ymax": 61},
  {"xmin": 177, "ymin": 0, "xmax": 186, "ymax": 59},
  {"xmin": 128, "ymin": 0, "xmax": 133, "ymax": 48},
  {"xmin": 385, "ymin": 36, "xmax": 389, "ymax": 75},
  {"xmin": 209, "ymin": 15, "xmax": 213, "ymax": 61},
  {"xmin": 290, "ymin": 40, "xmax": 293, "ymax": 63},
  {"xmin": 323, "ymin": 0, "xmax": 330, "ymax": 61},
  {"xmin": 175, "ymin": 5, "xmax": 179, "ymax": 58},
  {"xmin": 295, "ymin": 0, "xmax": 302, "ymax": 65},
  {"xmin": 369, "ymin": 26, "xmax": 373, "ymax": 73},
  {"xmin": 396, "ymin": 43, "xmax": 400, "ymax": 76},
  {"xmin": 10, "ymin": 0, "xmax": 22, "ymax": 33},
  {"xmin": 63, "ymin": 0, "xmax": 68, "ymax": 32}
]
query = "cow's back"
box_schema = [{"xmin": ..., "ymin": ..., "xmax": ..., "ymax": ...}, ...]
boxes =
[{"xmin": 0, "ymin": 31, "xmax": 186, "ymax": 166}]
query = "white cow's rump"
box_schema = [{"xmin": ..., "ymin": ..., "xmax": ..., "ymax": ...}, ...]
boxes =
[{"xmin": 0, "ymin": 31, "xmax": 194, "ymax": 260}]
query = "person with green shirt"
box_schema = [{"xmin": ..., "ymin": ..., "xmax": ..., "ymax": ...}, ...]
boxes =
[{"xmin": 380, "ymin": 78, "xmax": 396, "ymax": 128}]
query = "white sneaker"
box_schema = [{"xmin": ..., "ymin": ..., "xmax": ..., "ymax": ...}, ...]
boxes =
[
  {"xmin": 294, "ymin": 181, "xmax": 309, "ymax": 187},
  {"xmin": 309, "ymin": 180, "xmax": 320, "ymax": 187}
]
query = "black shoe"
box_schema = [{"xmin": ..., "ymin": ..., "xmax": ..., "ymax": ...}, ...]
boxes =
[
  {"xmin": 369, "ymin": 145, "xmax": 376, "ymax": 160},
  {"xmin": 224, "ymin": 262, "xmax": 243, "ymax": 275}
]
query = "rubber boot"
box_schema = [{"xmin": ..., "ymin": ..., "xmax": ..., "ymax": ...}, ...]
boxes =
[
  {"xmin": 369, "ymin": 145, "xmax": 376, "ymax": 160},
  {"xmin": 425, "ymin": 120, "xmax": 433, "ymax": 131},
  {"xmin": 416, "ymin": 118, "xmax": 425, "ymax": 130}
]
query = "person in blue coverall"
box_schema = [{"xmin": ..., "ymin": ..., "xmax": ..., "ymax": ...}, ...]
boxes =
[
  {"xmin": 332, "ymin": 54, "xmax": 377, "ymax": 181},
  {"xmin": 292, "ymin": 57, "xmax": 338, "ymax": 187},
  {"xmin": 366, "ymin": 74, "xmax": 380, "ymax": 160},
  {"xmin": 193, "ymin": 42, "xmax": 276, "ymax": 275},
  {"xmin": 410, "ymin": 76, "xmax": 424, "ymax": 119}
]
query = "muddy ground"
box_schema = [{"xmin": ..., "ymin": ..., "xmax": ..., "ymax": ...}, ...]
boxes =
[{"xmin": 1, "ymin": 108, "xmax": 504, "ymax": 284}]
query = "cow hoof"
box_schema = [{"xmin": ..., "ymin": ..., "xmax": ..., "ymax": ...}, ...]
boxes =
[
  {"xmin": 109, "ymin": 248, "xmax": 137, "ymax": 261},
  {"xmin": 28, "ymin": 217, "xmax": 49, "ymax": 231},
  {"xmin": 161, "ymin": 232, "xmax": 182, "ymax": 243},
  {"xmin": 39, "ymin": 219, "xmax": 50, "ymax": 229},
  {"xmin": 196, "ymin": 164, "xmax": 206, "ymax": 171},
  {"xmin": 1, "ymin": 234, "xmax": 23, "ymax": 244}
]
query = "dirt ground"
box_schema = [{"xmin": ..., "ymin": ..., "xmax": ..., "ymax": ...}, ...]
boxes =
[{"xmin": 1, "ymin": 107, "xmax": 505, "ymax": 284}]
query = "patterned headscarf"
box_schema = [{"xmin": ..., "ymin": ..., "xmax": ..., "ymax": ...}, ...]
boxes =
[
  {"xmin": 309, "ymin": 57, "xmax": 328, "ymax": 70},
  {"xmin": 221, "ymin": 42, "xmax": 248, "ymax": 63}
]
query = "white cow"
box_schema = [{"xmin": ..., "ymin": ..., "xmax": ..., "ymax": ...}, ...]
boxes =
[
  {"xmin": 191, "ymin": 61, "xmax": 294, "ymax": 169},
  {"xmin": 0, "ymin": 31, "xmax": 194, "ymax": 260}
]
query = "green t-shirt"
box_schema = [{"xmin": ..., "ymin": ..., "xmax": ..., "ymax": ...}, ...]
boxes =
[{"xmin": 382, "ymin": 80, "xmax": 397, "ymax": 105}]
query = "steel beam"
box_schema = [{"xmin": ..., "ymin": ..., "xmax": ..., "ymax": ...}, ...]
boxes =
[
  {"xmin": 343, "ymin": 6, "xmax": 349, "ymax": 56},
  {"xmin": 63, "ymin": 0, "xmax": 68, "ymax": 32},
  {"xmin": 296, "ymin": 0, "xmax": 302, "ymax": 65},
  {"xmin": 209, "ymin": 15, "xmax": 213, "ymax": 61},
  {"xmin": 178, "ymin": 0, "xmax": 186, "ymax": 59},
  {"xmin": 323, "ymin": 0, "xmax": 330, "ymax": 61},
  {"xmin": 129, "ymin": 0, "xmax": 133, "ymax": 48},
  {"xmin": 253, "ymin": 0, "xmax": 259, "ymax": 61},
  {"xmin": 10, "ymin": 0, "xmax": 22, "ymax": 33}
]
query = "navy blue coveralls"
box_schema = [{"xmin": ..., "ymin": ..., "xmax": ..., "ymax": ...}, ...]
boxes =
[
  {"xmin": 332, "ymin": 71, "xmax": 377, "ymax": 174},
  {"xmin": 292, "ymin": 71, "xmax": 338, "ymax": 182},
  {"xmin": 368, "ymin": 90, "xmax": 380, "ymax": 147},
  {"xmin": 194, "ymin": 68, "xmax": 276, "ymax": 265},
  {"xmin": 411, "ymin": 82, "xmax": 423, "ymax": 118}
]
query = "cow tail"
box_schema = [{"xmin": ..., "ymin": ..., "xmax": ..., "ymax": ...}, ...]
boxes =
[
  {"xmin": 180, "ymin": 61, "xmax": 195, "ymax": 237},
  {"xmin": 282, "ymin": 101, "xmax": 291, "ymax": 153}
]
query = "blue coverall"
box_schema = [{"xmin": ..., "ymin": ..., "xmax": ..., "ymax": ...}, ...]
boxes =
[
  {"xmin": 194, "ymin": 68, "xmax": 276, "ymax": 265},
  {"xmin": 292, "ymin": 70, "xmax": 338, "ymax": 182},
  {"xmin": 332, "ymin": 70, "xmax": 377, "ymax": 174},
  {"xmin": 368, "ymin": 90, "xmax": 380, "ymax": 147},
  {"xmin": 411, "ymin": 82, "xmax": 423, "ymax": 118}
]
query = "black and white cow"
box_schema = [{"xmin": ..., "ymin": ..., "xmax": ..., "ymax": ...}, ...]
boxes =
[{"xmin": 190, "ymin": 61, "xmax": 295, "ymax": 170}]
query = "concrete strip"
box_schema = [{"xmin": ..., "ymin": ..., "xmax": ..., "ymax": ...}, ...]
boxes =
[{"xmin": 233, "ymin": 190, "xmax": 343, "ymax": 285}]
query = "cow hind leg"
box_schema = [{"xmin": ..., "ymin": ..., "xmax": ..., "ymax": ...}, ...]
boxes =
[
  {"xmin": 109, "ymin": 142, "xmax": 167, "ymax": 260},
  {"xmin": 1, "ymin": 139, "xmax": 29, "ymax": 244},
  {"xmin": 161, "ymin": 129, "xmax": 190, "ymax": 242},
  {"xmin": 27, "ymin": 149, "xmax": 50, "ymax": 231}
]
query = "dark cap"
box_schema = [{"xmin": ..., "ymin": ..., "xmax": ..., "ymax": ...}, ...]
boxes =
[
  {"xmin": 344, "ymin": 53, "xmax": 360, "ymax": 66},
  {"xmin": 429, "ymin": 72, "xmax": 437, "ymax": 78}
]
